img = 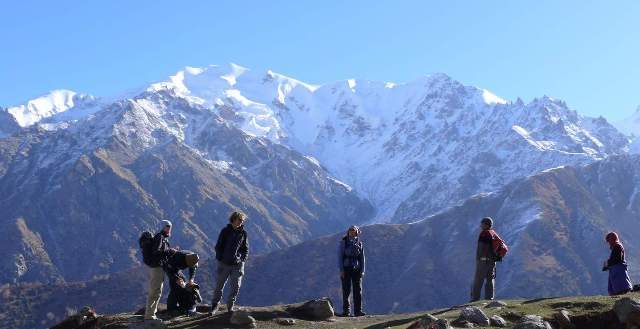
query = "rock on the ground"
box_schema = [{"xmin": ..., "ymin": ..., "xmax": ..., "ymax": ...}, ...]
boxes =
[
  {"xmin": 407, "ymin": 314, "xmax": 452, "ymax": 329},
  {"xmin": 450, "ymin": 316, "xmax": 475, "ymax": 328},
  {"xmin": 490, "ymin": 315, "xmax": 507, "ymax": 327},
  {"xmin": 290, "ymin": 298, "xmax": 335, "ymax": 320},
  {"xmin": 230, "ymin": 310, "xmax": 257, "ymax": 328},
  {"xmin": 614, "ymin": 297, "xmax": 640, "ymax": 326},
  {"xmin": 513, "ymin": 315, "xmax": 552, "ymax": 329},
  {"xmin": 485, "ymin": 300, "xmax": 508, "ymax": 308},
  {"xmin": 276, "ymin": 318, "xmax": 296, "ymax": 326},
  {"xmin": 554, "ymin": 309, "xmax": 573, "ymax": 329},
  {"xmin": 460, "ymin": 306, "xmax": 490, "ymax": 326}
]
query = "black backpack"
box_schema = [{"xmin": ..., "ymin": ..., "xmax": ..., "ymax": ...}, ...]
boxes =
[{"xmin": 139, "ymin": 231, "xmax": 155, "ymax": 266}]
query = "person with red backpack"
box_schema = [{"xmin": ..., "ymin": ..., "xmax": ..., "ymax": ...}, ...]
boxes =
[{"xmin": 471, "ymin": 217, "xmax": 508, "ymax": 302}]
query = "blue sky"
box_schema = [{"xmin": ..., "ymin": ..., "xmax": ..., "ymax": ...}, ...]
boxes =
[{"xmin": 1, "ymin": 1, "xmax": 639, "ymax": 121}]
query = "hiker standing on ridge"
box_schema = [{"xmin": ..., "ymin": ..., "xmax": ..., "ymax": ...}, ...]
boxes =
[
  {"xmin": 144, "ymin": 220, "xmax": 176, "ymax": 323},
  {"xmin": 603, "ymin": 232, "xmax": 633, "ymax": 296},
  {"xmin": 338, "ymin": 225, "xmax": 366, "ymax": 317},
  {"xmin": 210, "ymin": 211, "xmax": 249, "ymax": 316},
  {"xmin": 471, "ymin": 217, "xmax": 509, "ymax": 302}
]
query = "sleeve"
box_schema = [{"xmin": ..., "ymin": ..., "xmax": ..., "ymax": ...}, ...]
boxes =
[
  {"xmin": 188, "ymin": 266, "xmax": 197, "ymax": 280},
  {"xmin": 152, "ymin": 234, "xmax": 164, "ymax": 258},
  {"xmin": 214, "ymin": 228, "xmax": 225, "ymax": 260},
  {"xmin": 338, "ymin": 240, "xmax": 344, "ymax": 271},
  {"xmin": 360, "ymin": 243, "xmax": 366, "ymax": 274},
  {"xmin": 240, "ymin": 233, "xmax": 249, "ymax": 262}
]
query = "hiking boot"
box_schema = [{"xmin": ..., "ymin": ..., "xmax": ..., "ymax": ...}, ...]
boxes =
[
  {"xmin": 354, "ymin": 311, "xmax": 367, "ymax": 317},
  {"xmin": 187, "ymin": 310, "xmax": 203, "ymax": 317},
  {"xmin": 337, "ymin": 312, "xmax": 351, "ymax": 317}
]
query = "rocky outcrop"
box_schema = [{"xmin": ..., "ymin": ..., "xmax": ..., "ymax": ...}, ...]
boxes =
[
  {"xmin": 0, "ymin": 218, "xmax": 62, "ymax": 284},
  {"xmin": 458, "ymin": 306, "xmax": 490, "ymax": 326},
  {"xmin": 513, "ymin": 315, "xmax": 552, "ymax": 329},
  {"xmin": 614, "ymin": 297, "xmax": 640, "ymax": 327},
  {"xmin": 407, "ymin": 314, "xmax": 451, "ymax": 329}
]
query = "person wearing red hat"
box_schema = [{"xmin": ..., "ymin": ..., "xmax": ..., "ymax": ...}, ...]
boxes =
[{"xmin": 603, "ymin": 232, "xmax": 633, "ymax": 296}]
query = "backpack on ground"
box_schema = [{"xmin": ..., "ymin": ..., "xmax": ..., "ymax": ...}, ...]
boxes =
[
  {"xmin": 490, "ymin": 231, "xmax": 509, "ymax": 261},
  {"xmin": 139, "ymin": 231, "xmax": 155, "ymax": 266}
]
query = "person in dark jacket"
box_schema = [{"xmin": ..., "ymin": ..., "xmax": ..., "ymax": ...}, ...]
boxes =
[
  {"xmin": 164, "ymin": 251, "xmax": 201, "ymax": 316},
  {"xmin": 145, "ymin": 220, "xmax": 176, "ymax": 323},
  {"xmin": 210, "ymin": 211, "xmax": 249, "ymax": 315},
  {"xmin": 471, "ymin": 217, "xmax": 499, "ymax": 302},
  {"xmin": 603, "ymin": 232, "xmax": 633, "ymax": 296},
  {"xmin": 338, "ymin": 225, "xmax": 366, "ymax": 317}
]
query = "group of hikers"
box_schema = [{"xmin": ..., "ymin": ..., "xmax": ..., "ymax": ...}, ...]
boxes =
[{"xmin": 139, "ymin": 211, "xmax": 634, "ymax": 325}]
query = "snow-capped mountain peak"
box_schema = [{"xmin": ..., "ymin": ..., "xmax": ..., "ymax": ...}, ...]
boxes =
[
  {"xmin": 4, "ymin": 89, "xmax": 103, "ymax": 130},
  {"xmin": 7, "ymin": 90, "xmax": 79, "ymax": 126},
  {"xmin": 0, "ymin": 63, "xmax": 631, "ymax": 223}
]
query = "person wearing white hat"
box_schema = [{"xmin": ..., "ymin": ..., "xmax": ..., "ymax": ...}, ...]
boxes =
[{"xmin": 144, "ymin": 220, "xmax": 175, "ymax": 324}]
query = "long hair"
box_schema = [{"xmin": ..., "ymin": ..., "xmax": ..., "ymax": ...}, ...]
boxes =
[
  {"xmin": 229, "ymin": 211, "xmax": 247, "ymax": 224},
  {"xmin": 344, "ymin": 225, "xmax": 361, "ymax": 238}
]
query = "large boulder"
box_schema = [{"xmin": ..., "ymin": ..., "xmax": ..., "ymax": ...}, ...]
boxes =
[
  {"xmin": 288, "ymin": 298, "xmax": 334, "ymax": 320},
  {"xmin": 513, "ymin": 315, "xmax": 552, "ymax": 329},
  {"xmin": 407, "ymin": 314, "xmax": 452, "ymax": 329},
  {"xmin": 614, "ymin": 297, "xmax": 640, "ymax": 326},
  {"xmin": 459, "ymin": 306, "xmax": 490, "ymax": 326}
]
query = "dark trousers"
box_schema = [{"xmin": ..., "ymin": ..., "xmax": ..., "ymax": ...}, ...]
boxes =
[
  {"xmin": 471, "ymin": 260, "xmax": 496, "ymax": 301},
  {"xmin": 167, "ymin": 274, "xmax": 197, "ymax": 314},
  {"xmin": 341, "ymin": 268, "xmax": 363, "ymax": 314},
  {"xmin": 167, "ymin": 277, "xmax": 181, "ymax": 312}
]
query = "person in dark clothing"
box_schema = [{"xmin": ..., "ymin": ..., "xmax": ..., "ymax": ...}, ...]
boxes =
[
  {"xmin": 471, "ymin": 217, "xmax": 500, "ymax": 302},
  {"xmin": 603, "ymin": 232, "xmax": 633, "ymax": 296},
  {"xmin": 164, "ymin": 251, "xmax": 200, "ymax": 316},
  {"xmin": 145, "ymin": 220, "xmax": 176, "ymax": 323},
  {"xmin": 338, "ymin": 225, "xmax": 366, "ymax": 317},
  {"xmin": 210, "ymin": 211, "xmax": 249, "ymax": 315}
]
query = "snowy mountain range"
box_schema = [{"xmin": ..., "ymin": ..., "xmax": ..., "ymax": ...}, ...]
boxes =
[
  {"xmin": 2, "ymin": 63, "xmax": 632, "ymax": 224},
  {"xmin": 2, "ymin": 63, "xmax": 640, "ymax": 328}
]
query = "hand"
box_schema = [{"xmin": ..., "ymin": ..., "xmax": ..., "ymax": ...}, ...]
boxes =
[
  {"xmin": 188, "ymin": 279, "xmax": 195, "ymax": 286},
  {"xmin": 340, "ymin": 271, "xmax": 346, "ymax": 280},
  {"xmin": 603, "ymin": 260, "xmax": 608, "ymax": 268},
  {"xmin": 176, "ymin": 278, "xmax": 185, "ymax": 287}
]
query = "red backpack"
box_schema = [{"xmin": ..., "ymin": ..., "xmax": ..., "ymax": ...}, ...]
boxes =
[{"xmin": 490, "ymin": 230, "xmax": 509, "ymax": 260}]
